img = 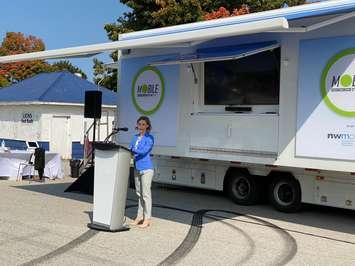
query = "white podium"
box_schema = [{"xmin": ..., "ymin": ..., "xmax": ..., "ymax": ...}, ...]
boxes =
[{"xmin": 88, "ymin": 142, "xmax": 132, "ymax": 232}]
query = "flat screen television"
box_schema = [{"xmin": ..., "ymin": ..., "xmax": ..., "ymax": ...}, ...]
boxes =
[{"xmin": 204, "ymin": 48, "xmax": 280, "ymax": 106}]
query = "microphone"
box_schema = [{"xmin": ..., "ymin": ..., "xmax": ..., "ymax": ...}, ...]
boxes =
[
  {"xmin": 115, "ymin": 127, "xmax": 128, "ymax": 132},
  {"xmin": 104, "ymin": 127, "xmax": 129, "ymax": 142}
]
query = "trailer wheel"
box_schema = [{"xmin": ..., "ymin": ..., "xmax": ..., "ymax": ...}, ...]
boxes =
[
  {"xmin": 269, "ymin": 177, "xmax": 301, "ymax": 213},
  {"xmin": 225, "ymin": 171, "xmax": 260, "ymax": 205}
]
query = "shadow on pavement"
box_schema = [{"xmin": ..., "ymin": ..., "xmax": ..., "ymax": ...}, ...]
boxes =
[
  {"xmin": 13, "ymin": 180, "xmax": 355, "ymax": 237},
  {"xmin": 14, "ymin": 181, "xmax": 93, "ymax": 203}
]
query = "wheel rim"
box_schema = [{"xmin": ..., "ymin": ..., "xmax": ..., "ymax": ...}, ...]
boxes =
[
  {"xmin": 232, "ymin": 177, "xmax": 251, "ymax": 199},
  {"xmin": 274, "ymin": 182, "xmax": 295, "ymax": 206}
]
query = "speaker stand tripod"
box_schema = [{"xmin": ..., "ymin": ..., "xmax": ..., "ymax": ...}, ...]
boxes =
[{"xmin": 92, "ymin": 118, "xmax": 97, "ymax": 164}]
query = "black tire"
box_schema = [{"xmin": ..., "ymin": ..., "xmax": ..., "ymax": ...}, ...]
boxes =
[
  {"xmin": 225, "ymin": 170, "xmax": 260, "ymax": 205},
  {"xmin": 268, "ymin": 177, "xmax": 302, "ymax": 213}
]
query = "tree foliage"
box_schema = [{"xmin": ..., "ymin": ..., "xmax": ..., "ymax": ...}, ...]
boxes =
[
  {"xmin": 0, "ymin": 32, "xmax": 52, "ymax": 86},
  {"xmin": 51, "ymin": 60, "xmax": 87, "ymax": 79},
  {"xmin": 243, "ymin": 0, "xmax": 306, "ymax": 12},
  {"xmin": 94, "ymin": 0, "xmax": 306, "ymax": 90},
  {"xmin": 0, "ymin": 75, "xmax": 10, "ymax": 88},
  {"xmin": 204, "ymin": 5, "xmax": 250, "ymax": 20},
  {"xmin": 0, "ymin": 32, "xmax": 87, "ymax": 88},
  {"xmin": 93, "ymin": 58, "xmax": 117, "ymax": 91},
  {"xmin": 105, "ymin": 0, "xmax": 306, "ymax": 37}
]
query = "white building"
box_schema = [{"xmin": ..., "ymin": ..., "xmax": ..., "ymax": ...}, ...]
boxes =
[{"xmin": 0, "ymin": 71, "xmax": 117, "ymax": 159}]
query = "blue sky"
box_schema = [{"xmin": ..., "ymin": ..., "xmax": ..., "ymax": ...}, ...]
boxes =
[
  {"xmin": 1, "ymin": 1, "xmax": 327, "ymax": 82},
  {"xmin": 0, "ymin": 0, "xmax": 129, "ymax": 81}
]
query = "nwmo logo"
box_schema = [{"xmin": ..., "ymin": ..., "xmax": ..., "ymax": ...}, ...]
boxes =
[{"xmin": 327, "ymin": 133, "xmax": 355, "ymax": 139}]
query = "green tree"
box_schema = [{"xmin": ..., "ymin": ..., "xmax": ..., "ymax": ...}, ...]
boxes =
[
  {"xmin": 93, "ymin": 58, "xmax": 117, "ymax": 91},
  {"xmin": 51, "ymin": 60, "xmax": 87, "ymax": 79},
  {"xmin": 106, "ymin": 0, "xmax": 305, "ymax": 35},
  {"xmin": 95, "ymin": 0, "xmax": 306, "ymax": 90},
  {"xmin": 0, "ymin": 32, "xmax": 52, "ymax": 86},
  {"xmin": 243, "ymin": 0, "xmax": 306, "ymax": 12},
  {"xmin": 0, "ymin": 75, "xmax": 10, "ymax": 87},
  {"xmin": 0, "ymin": 32, "xmax": 88, "ymax": 88}
]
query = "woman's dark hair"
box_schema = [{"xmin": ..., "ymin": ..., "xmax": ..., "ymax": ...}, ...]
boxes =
[{"xmin": 136, "ymin": 116, "xmax": 152, "ymax": 132}]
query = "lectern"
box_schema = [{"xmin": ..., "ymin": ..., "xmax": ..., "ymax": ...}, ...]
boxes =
[{"xmin": 88, "ymin": 142, "xmax": 132, "ymax": 232}]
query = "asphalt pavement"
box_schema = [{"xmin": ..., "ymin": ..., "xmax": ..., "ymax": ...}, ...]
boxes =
[{"xmin": 0, "ymin": 178, "xmax": 354, "ymax": 265}]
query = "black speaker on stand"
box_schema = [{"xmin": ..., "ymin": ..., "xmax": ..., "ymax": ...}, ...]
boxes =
[
  {"xmin": 84, "ymin": 91, "xmax": 102, "ymax": 164},
  {"xmin": 65, "ymin": 90, "xmax": 102, "ymax": 195},
  {"xmin": 84, "ymin": 91, "xmax": 102, "ymax": 119}
]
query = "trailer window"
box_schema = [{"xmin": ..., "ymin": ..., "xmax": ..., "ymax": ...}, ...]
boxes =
[{"xmin": 204, "ymin": 48, "xmax": 280, "ymax": 106}]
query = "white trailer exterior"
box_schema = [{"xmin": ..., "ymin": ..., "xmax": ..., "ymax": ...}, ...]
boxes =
[
  {"xmin": 114, "ymin": 2, "xmax": 355, "ymax": 212},
  {"xmin": 1, "ymin": 0, "xmax": 355, "ymax": 212}
]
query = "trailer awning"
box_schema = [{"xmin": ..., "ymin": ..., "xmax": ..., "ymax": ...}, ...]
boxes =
[
  {"xmin": 0, "ymin": 0, "xmax": 354, "ymax": 64},
  {"xmin": 149, "ymin": 41, "xmax": 279, "ymax": 66},
  {"xmin": 0, "ymin": 18, "xmax": 287, "ymax": 64}
]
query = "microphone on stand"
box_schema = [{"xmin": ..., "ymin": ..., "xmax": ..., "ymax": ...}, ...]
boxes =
[
  {"xmin": 116, "ymin": 127, "xmax": 129, "ymax": 132},
  {"xmin": 104, "ymin": 127, "xmax": 129, "ymax": 142}
]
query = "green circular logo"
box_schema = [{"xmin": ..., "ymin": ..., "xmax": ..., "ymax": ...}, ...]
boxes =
[
  {"xmin": 340, "ymin": 74, "xmax": 352, "ymax": 88},
  {"xmin": 321, "ymin": 48, "xmax": 355, "ymax": 117},
  {"xmin": 132, "ymin": 66, "xmax": 165, "ymax": 115},
  {"xmin": 142, "ymin": 84, "xmax": 148, "ymax": 94}
]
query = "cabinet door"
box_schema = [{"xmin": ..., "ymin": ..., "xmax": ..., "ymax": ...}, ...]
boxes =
[
  {"xmin": 190, "ymin": 114, "xmax": 278, "ymax": 154},
  {"xmin": 316, "ymin": 180, "xmax": 355, "ymax": 209},
  {"xmin": 156, "ymin": 166, "xmax": 192, "ymax": 185},
  {"xmin": 191, "ymin": 169, "xmax": 216, "ymax": 189}
]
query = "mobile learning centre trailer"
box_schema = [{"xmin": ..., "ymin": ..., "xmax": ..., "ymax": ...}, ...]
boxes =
[{"xmin": 1, "ymin": 0, "xmax": 355, "ymax": 212}]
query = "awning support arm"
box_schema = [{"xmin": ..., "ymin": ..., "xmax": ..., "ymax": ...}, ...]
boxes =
[
  {"xmin": 190, "ymin": 63, "xmax": 198, "ymax": 84},
  {"xmin": 149, "ymin": 43, "xmax": 280, "ymax": 66},
  {"xmin": 270, "ymin": 11, "xmax": 355, "ymax": 33}
]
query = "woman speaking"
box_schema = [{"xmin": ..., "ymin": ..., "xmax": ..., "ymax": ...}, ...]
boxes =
[{"xmin": 129, "ymin": 116, "xmax": 154, "ymax": 228}]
